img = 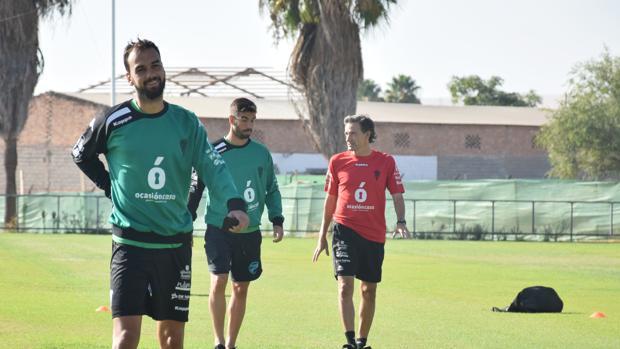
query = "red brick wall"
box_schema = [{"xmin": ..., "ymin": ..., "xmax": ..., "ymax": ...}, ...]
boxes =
[
  {"xmin": 0, "ymin": 93, "xmax": 550, "ymax": 193},
  {"xmin": 374, "ymin": 123, "xmax": 543, "ymax": 156}
]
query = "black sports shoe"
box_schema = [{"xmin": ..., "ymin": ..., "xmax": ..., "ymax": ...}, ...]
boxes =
[
  {"xmin": 214, "ymin": 345, "xmax": 225, "ymax": 349},
  {"xmin": 357, "ymin": 346, "xmax": 371, "ymax": 349},
  {"xmin": 342, "ymin": 345, "xmax": 356, "ymax": 349}
]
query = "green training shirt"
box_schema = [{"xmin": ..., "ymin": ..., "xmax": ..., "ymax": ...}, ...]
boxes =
[
  {"xmin": 72, "ymin": 100, "xmax": 243, "ymax": 248},
  {"xmin": 190, "ymin": 138, "xmax": 283, "ymax": 233}
]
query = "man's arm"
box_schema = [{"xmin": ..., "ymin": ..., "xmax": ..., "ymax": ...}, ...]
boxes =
[
  {"xmin": 187, "ymin": 170, "xmax": 206, "ymax": 221},
  {"xmin": 312, "ymin": 193, "xmax": 337, "ymax": 262},
  {"xmin": 190, "ymin": 117, "xmax": 248, "ymax": 231},
  {"xmin": 265, "ymin": 154, "xmax": 284, "ymax": 242},
  {"xmin": 391, "ymin": 193, "xmax": 411, "ymax": 239},
  {"xmin": 71, "ymin": 115, "xmax": 111, "ymax": 198}
]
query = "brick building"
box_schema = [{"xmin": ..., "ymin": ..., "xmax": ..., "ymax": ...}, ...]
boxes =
[{"xmin": 0, "ymin": 91, "xmax": 551, "ymax": 193}]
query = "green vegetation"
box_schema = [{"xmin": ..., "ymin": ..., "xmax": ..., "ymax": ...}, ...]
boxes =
[
  {"xmin": 0, "ymin": 234, "xmax": 618, "ymax": 348},
  {"xmin": 536, "ymin": 48, "xmax": 620, "ymax": 180},
  {"xmin": 448, "ymin": 75, "xmax": 541, "ymax": 107}
]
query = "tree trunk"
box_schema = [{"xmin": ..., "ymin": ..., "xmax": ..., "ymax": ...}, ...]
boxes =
[
  {"xmin": 0, "ymin": 1, "xmax": 40, "ymax": 227},
  {"xmin": 290, "ymin": 0, "xmax": 363, "ymax": 159},
  {"xmin": 4, "ymin": 137, "xmax": 17, "ymax": 227}
]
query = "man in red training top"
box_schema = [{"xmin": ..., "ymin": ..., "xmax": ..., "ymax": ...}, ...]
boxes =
[{"xmin": 313, "ymin": 114, "xmax": 410, "ymax": 349}]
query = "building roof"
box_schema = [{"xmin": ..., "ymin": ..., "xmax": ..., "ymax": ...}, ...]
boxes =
[
  {"xmin": 61, "ymin": 92, "xmax": 552, "ymax": 126},
  {"xmin": 77, "ymin": 67, "xmax": 301, "ymax": 100}
]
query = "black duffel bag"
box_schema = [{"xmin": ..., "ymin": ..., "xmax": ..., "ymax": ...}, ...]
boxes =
[{"xmin": 493, "ymin": 286, "xmax": 563, "ymax": 313}]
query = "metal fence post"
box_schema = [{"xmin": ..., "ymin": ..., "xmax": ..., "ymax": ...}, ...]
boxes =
[
  {"xmin": 531, "ymin": 201, "xmax": 535, "ymax": 235},
  {"xmin": 491, "ymin": 201, "xmax": 495, "ymax": 240},
  {"xmin": 570, "ymin": 202, "xmax": 574, "ymax": 242},
  {"xmin": 412, "ymin": 200, "xmax": 416, "ymax": 236},
  {"xmin": 96, "ymin": 196, "xmax": 100, "ymax": 232},
  {"xmin": 295, "ymin": 197, "xmax": 299, "ymax": 233},
  {"xmin": 56, "ymin": 195, "xmax": 61, "ymax": 231},
  {"xmin": 610, "ymin": 203, "xmax": 614, "ymax": 236},
  {"xmin": 452, "ymin": 200, "xmax": 457, "ymax": 234}
]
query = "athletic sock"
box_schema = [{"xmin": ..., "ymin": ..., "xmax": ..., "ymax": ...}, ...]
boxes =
[
  {"xmin": 345, "ymin": 331, "xmax": 356, "ymax": 346},
  {"xmin": 356, "ymin": 337, "xmax": 367, "ymax": 348}
]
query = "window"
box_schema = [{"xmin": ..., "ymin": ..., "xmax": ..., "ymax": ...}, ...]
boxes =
[
  {"xmin": 393, "ymin": 133, "xmax": 410, "ymax": 148},
  {"xmin": 465, "ymin": 134, "xmax": 481, "ymax": 149}
]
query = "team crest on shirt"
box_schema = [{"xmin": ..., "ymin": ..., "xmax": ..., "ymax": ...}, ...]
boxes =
[{"xmin": 374, "ymin": 170, "xmax": 380, "ymax": 180}]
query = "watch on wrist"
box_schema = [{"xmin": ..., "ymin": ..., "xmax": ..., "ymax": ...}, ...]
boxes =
[{"xmin": 397, "ymin": 220, "xmax": 406, "ymax": 225}]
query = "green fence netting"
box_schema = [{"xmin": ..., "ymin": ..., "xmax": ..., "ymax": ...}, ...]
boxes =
[{"xmin": 1, "ymin": 179, "xmax": 619, "ymax": 241}]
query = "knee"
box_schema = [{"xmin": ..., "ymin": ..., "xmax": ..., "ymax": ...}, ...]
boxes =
[
  {"xmin": 360, "ymin": 284, "xmax": 377, "ymax": 301},
  {"xmin": 159, "ymin": 333, "xmax": 183, "ymax": 349},
  {"xmin": 113, "ymin": 329, "xmax": 140, "ymax": 349},
  {"xmin": 210, "ymin": 275, "xmax": 228, "ymax": 294},
  {"xmin": 232, "ymin": 282, "xmax": 249, "ymax": 298},
  {"xmin": 338, "ymin": 282, "xmax": 354, "ymax": 299}
]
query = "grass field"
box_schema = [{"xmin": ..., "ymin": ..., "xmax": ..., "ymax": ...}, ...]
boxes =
[{"xmin": 0, "ymin": 233, "xmax": 618, "ymax": 349}]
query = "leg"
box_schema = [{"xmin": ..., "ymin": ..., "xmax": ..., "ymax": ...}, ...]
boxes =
[
  {"xmin": 358, "ymin": 281, "xmax": 377, "ymax": 338},
  {"xmin": 156, "ymin": 320, "xmax": 185, "ymax": 349},
  {"xmin": 226, "ymin": 281, "xmax": 250, "ymax": 348},
  {"xmin": 210, "ymin": 273, "xmax": 229, "ymax": 346},
  {"xmin": 112, "ymin": 315, "xmax": 142, "ymax": 349},
  {"xmin": 337, "ymin": 276, "xmax": 355, "ymax": 332}
]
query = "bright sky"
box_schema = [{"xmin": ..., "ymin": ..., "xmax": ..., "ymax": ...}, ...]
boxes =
[{"xmin": 36, "ymin": 0, "xmax": 620, "ymax": 106}]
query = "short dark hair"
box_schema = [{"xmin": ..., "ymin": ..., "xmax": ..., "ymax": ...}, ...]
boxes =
[
  {"xmin": 230, "ymin": 97, "xmax": 257, "ymax": 114},
  {"xmin": 123, "ymin": 38, "xmax": 160, "ymax": 72},
  {"xmin": 344, "ymin": 114, "xmax": 376, "ymax": 143}
]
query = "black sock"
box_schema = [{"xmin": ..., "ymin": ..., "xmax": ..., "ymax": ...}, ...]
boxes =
[
  {"xmin": 345, "ymin": 331, "xmax": 356, "ymax": 346},
  {"xmin": 357, "ymin": 337, "xmax": 367, "ymax": 347}
]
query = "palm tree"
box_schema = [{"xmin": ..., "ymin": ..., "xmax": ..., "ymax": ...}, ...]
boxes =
[
  {"xmin": 357, "ymin": 79, "xmax": 383, "ymax": 102},
  {"xmin": 385, "ymin": 74, "xmax": 421, "ymax": 104},
  {"xmin": 0, "ymin": 0, "xmax": 72, "ymax": 227},
  {"xmin": 260, "ymin": 0, "xmax": 397, "ymax": 158}
]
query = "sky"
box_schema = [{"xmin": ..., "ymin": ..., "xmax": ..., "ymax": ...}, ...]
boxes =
[{"xmin": 36, "ymin": 0, "xmax": 620, "ymax": 106}]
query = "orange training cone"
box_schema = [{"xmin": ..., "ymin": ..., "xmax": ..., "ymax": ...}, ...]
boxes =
[
  {"xmin": 96, "ymin": 305, "xmax": 111, "ymax": 313},
  {"xmin": 590, "ymin": 312, "xmax": 606, "ymax": 318}
]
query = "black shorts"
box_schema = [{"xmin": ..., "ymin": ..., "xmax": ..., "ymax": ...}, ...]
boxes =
[
  {"xmin": 332, "ymin": 223, "xmax": 385, "ymax": 283},
  {"xmin": 204, "ymin": 225, "xmax": 262, "ymax": 282},
  {"xmin": 110, "ymin": 241, "xmax": 192, "ymax": 322}
]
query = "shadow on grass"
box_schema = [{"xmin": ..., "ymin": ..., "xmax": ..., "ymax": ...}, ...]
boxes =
[{"xmin": 190, "ymin": 293, "xmax": 232, "ymax": 298}]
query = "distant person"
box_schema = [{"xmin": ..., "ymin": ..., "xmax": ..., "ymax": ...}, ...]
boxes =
[
  {"xmin": 312, "ymin": 114, "xmax": 410, "ymax": 349},
  {"xmin": 188, "ymin": 98, "xmax": 284, "ymax": 349},
  {"xmin": 72, "ymin": 38, "xmax": 248, "ymax": 349}
]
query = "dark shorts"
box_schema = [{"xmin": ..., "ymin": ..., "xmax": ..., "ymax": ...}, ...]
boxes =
[
  {"xmin": 110, "ymin": 241, "xmax": 192, "ymax": 322},
  {"xmin": 204, "ymin": 225, "xmax": 262, "ymax": 282},
  {"xmin": 332, "ymin": 223, "xmax": 385, "ymax": 283}
]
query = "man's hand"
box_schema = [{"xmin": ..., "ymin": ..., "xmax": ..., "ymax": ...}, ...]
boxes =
[
  {"xmin": 273, "ymin": 225, "xmax": 284, "ymax": 243},
  {"xmin": 226, "ymin": 210, "xmax": 249, "ymax": 233},
  {"xmin": 312, "ymin": 235, "xmax": 329, "ymax": 262},
  {"xmin": 392, "ymin": 222, "xmax": 411, "ymax": 239}
]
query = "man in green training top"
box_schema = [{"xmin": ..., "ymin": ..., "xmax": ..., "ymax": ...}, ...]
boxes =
[
  {"xmin": 188, "ymin": 98, "xmax": 284, "ymax": 349},
  {"xmin": 72, "ymin": 38, "xmax": 249, "ymax": 349}
]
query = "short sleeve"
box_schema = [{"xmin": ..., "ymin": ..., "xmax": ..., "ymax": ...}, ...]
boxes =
[
  {"xmin": 324, "ymin": 156, "xmax": 339, "ymax": 195},
  {"xmin": 386, "ymin": 156, "xmax": 405, "ymax": 194}
]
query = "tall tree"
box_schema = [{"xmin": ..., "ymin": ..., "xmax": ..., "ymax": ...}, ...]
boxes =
[
  {"xmin": 448, "ymin": 75, "xmax": 542, "ymax": 107},
  {"xmin": 0, "ymin": 0, "xmax": 72, "ymax": 227},
  {"xmin": 384, "ymin": 74, "xmax": 421, "ymax": 103},
  {"xmin": 260, "ymin": 0, "xmax": 397, "ymax": 157},
  {"xmin": 357, "ymin": 79, "xmax": 383, "ymax": 101},
  {"xmin": 536, "ymin": 49, "xmax": 620, "ymax": 179}
]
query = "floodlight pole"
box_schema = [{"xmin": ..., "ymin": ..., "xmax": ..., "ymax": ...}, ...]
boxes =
[{"xmin": 111, "ymin": 0, "xmax": 116, "ymax": 106}]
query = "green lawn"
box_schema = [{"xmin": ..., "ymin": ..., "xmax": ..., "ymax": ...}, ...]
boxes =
[{"xmin": 0, "ymin": 233, "xmax": 618, "ymax": 348}]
